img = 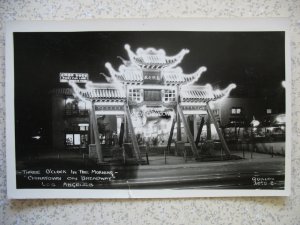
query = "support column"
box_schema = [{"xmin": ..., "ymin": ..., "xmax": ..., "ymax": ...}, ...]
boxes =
[
  {"xmin": 193, "ymin": 115, "xmax": 198, "ymax": 141},
  {"xmin": 118, "ymin": 120, "xmax": 124, "ymax": 147},
  {"xmin": 195, "ymin": 116, "xmax": 205, "ymax": 146},
  {"xmin": 176, "ymin": 110, "xmax": 182, "ymax": 141},
  {"xmin": 206, "ymin": 115, "xmax": 211, "ymax": 140},
  {"xmin": 188, "ymin": 115, "xmax": 194, "ymax": 136},
  {"xmin": 124, "ymin": 84, "xmax": 129, "ymax": 143},
  {"xmin": 124, "ymin": 104, "xmax": 142, "ymax": 161},
  {"xmin": 91, "ymin": 102, "xmax": 104, "ymax": 163},
  {"xmin": 116, "ymin": 116, "xmax": 122, "ymax": 136},
  {"xmin": 124, "ymin": 115, "xmax": 128, "ymax": 142},
  {"xmin": 206, "ymin": 102, "xmax": 230, "ymax": 156},
  {"xmin": 176, "ymin": 85, "xmax": 182, "ymax": 141},
  {"xmin": 177, "ymin": 104, "xmax": 199, "ymax": 158},
  {"xmin": 167, "ymin": 117, "xmax": 176, "ymax": 150},
  {"xmin": 89, "ymin": 111, "xmax": 95, "ymax": 144}
]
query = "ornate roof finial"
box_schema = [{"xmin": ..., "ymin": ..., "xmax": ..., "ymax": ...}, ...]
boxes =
[
  {"xmin": 99, "ymin": 73, "xmax": 112, "ymax": 83},
  {"xmin": 117, "ymin": 56, "xmax": 131, "ymax": 66},
  {"xmin": 124, "ymin": 44, "xmax": 190, "ymax": 69}
]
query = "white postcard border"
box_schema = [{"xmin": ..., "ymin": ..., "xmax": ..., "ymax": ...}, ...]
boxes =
[{"xmin": 5, "ymin": 18, "xmax": 291, "ymax": 199}]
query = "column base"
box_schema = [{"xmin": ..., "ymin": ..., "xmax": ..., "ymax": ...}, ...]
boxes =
[{"xmin": 175, "ymin": 141, "xmax": 185, "ymax": 156}]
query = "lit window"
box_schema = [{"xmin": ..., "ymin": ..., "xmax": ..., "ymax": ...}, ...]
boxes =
[
  {"xmin": 74, "ymin": 134, "xmax": 80, "ymax": 145},
  {"xmin": 78, "ymin": 123, "xmax": 89, "ymax": 131},
  {"xmin": 66, "ymin": 134, "xmax": 73, "ymax": 145},
  {"xmin": 80, "ymin": 134, "xmax": 88, "ymax": 147},
  {"xmin": 66, "ymin": 134, "xmax": 81, "ymax": 146},
  {"xmin": 128, "ymin": 89, "xmax": 143, "ymax": 103},
  {"xmin": 163, "ymin": 89, "xmax": 176, "ymax": 102},
  {"xmin": 266, "ymin": 109, "xmax": 272, "ymax": 114},
  {"xmin": 231, "ymin": 107, "xmax": 242, "ymax": 115}
]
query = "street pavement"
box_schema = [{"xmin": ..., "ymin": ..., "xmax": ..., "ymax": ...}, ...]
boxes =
[
  {"xmin": 17, "ymin": 150, "xmax": 285, "ymax": 189},
  {"xmin": 106, "ymin": 151, "xmax": 285, "ymax": 189}
]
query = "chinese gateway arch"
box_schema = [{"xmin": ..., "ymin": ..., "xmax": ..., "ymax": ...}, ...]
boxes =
[{"xmin": 69, "ymin": 44, "xmax": 236, "ymax": 163}]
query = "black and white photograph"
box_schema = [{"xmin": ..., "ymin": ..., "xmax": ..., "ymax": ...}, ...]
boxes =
[{"xmin": 6, "ymin": 19, "xmax": 291, "ymax": 198}]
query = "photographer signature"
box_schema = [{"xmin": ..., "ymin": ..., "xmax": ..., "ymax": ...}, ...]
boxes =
[{"xmin": 252, "ymin": 177, "xmax": 275, "ymax": 186}]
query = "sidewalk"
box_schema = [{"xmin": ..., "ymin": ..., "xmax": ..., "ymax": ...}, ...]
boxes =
[
  {"xmin": 138, "ymin": 150, "xmax": 284, "ymax": 170},
  {"xmin": 23, "ymin": 149, "xmax": 285, "ymax": 171}
]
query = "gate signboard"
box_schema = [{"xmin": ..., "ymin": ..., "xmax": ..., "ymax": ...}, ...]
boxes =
[{"xmin": 60, "ymin": 73, "xmax": 89, "ymax": 83}]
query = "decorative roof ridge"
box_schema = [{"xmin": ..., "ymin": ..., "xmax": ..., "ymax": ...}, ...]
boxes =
[
  {"xmin": 164, "ymin": 49, "xmax": 190, "ymax": 68},
  {"xmin": 181, "ymin": 66, "xmax": 207, "ymax": 85},
  {"xmin": 181, "ymin": 84, "xmax": 213, "ymax": 92},
  {"xmin": 180, "ymin": 83, "xmax": 236, "ymax": 102},
  {"xmin": 124, "ymin": 44, "xmax": 189, "ymax": 68},
  {"xmin": 104, "ymin": 62, "xmax": 125, "ymax": 83},
  {"xmin": 163, "ymin": 66, "xmax": 207, "ymax": 85},
  {"xmin": 85, "ymin": 82, "xmax": 123, "ymax": 90},
  {"xmin": 212, "ymin": 83, "xmax": 237, "ymax": 100},
  {"xmin": 105, "ymin": 62, "xmax": 143, "ymax": 83},
  {"xmin": 68, "ymin": 81, "xmax": 91, "ymax": 102},
  {"xmin": 69, "ymin": 81, "xmax": 126, "ymax": 102}
]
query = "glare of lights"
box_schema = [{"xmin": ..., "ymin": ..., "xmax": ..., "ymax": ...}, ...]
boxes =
[
  {"xmin": 78, "ymin": 123, "xmax": 89, "ymax": 127},
  {"xmin": 32, "ymin": 136, "xmax": 41, "ymax": 140},
  {"xmin": 250, "ymin": 117, "xmax": 260, "ymax": 127},
  {"xmin": 282, "ymin": 81, "xmax": 286, "ymax": 88},
  {"xmin": 275, "ymin": 114, "xmax": 285, "ymax": 124},
  {"xmin": 200, "ymin": 125, "xmax": 219, "ymax": 140},
  {"xmin": 78, "ymin": 101, "xmax": 86, "ymax": 110},
  {"xmin": 65, "ymin": 98, "xmax": 74, "ymax": 104},
  {"xmin": 130, "ymin": 105, "xmax": 175, "ymax": 137}
]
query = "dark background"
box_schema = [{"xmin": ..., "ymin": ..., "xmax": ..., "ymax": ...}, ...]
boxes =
[{"xmin": 13, "ymin": 31, "xmax": 286, "ymax": 148}]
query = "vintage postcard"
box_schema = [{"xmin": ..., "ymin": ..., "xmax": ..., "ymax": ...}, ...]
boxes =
[{"xmin": 5, "ymin": 18, "xmax": 291, "ymax": 198}]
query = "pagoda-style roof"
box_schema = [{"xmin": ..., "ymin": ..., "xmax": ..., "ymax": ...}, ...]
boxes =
[
  {"xmin": 104, "ymin": 63, "xmax": 143, "ymax": 84},
  {"xmin": 69, "ymin": 81, "xmax": 126, "ymax": 103},
  {"xmin": 180, "ymin": 84, "xmax": 236, "ymax": 103},
  {"xmin": 163, "ymin": 67, "xmax": 207, "ymax": 86},
  {"xmin": 67, "ymin": 44, "xmax": 236, "ymax": 105},
  {"xmin": 125, "ymin": 44, "xmax": 189, "ymax": 69},
  {"xmin": 102, "ymin": 44, "xmax": 208, "ymax": 85},
  {"xmin": 69, "ymin": 81, "xmax": 236, "ymax": 104},
  {"xmin": 105, "ymin": 62, "xmax": 206, "ymax": 86}
]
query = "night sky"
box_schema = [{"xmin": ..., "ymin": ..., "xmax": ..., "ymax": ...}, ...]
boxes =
[{"xmin": 13, "ymin": 31, "xmax": 285, "ymax": 145}]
